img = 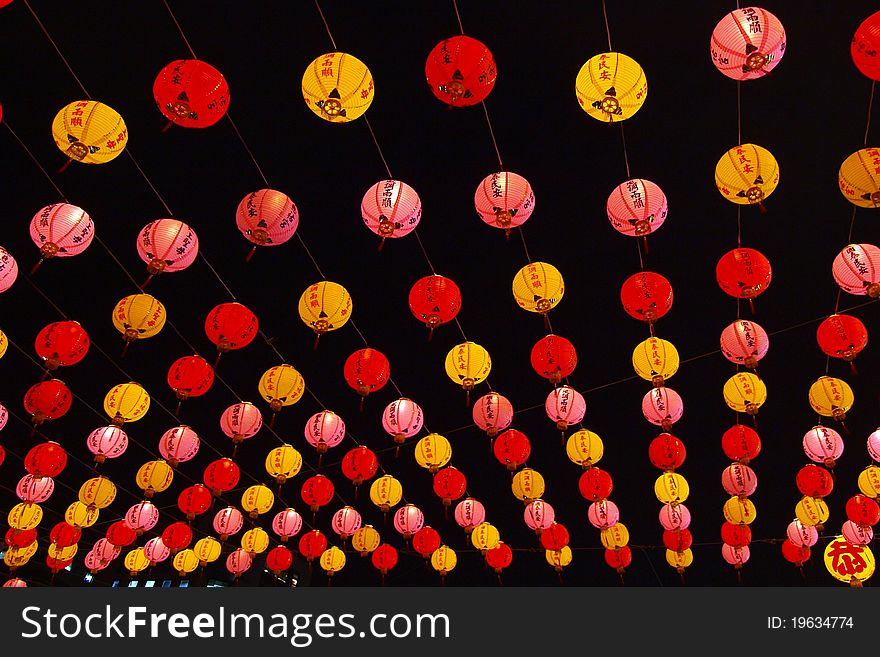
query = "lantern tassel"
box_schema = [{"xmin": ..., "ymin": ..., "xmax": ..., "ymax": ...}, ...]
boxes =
[
  {"xmin": 377, "ymin": 237, "xmax": 385, "ymax": 252},
  {"xmin": 736, "ymin": 569, "xmax": 743, "ymax": 585},
  {"xmin": 269, "ymin": 413, "xmax": 277, "ymax": 430},
  {"xmin": 497, "ymin": 573, "xmax": 503, "ymax": 587},
  {"xmin": 618, "ymin": 572, "xmax": 625, "ymax": 586},
  {"xmin": 30, "ymin": 259, "xmax": 45, "ymax": 275},
  {"xmin": 642, "ymin": 235, "xmax": 650, "ymax": 255},
  {"xmin": 748, "ymin": 298, "xmax": 757, "ymax": 315},
  {"xmin": 465, "ymin": 389, "xmax": 471, "ymax": 407},
  {"xmin": 213, "ymin": 352, "xmax": 223, "ymax": 370},
  {"xmin": 245, "ymin": 246, "xmax": 257, "ymax": 263},
  {"xmin": 751, "ymin": 415, "xmax": 758, "ymax": 430},
  {"xmin": 758, "ymin": 201, "xmax": 768, "ymax": 214},
  {"xmin": 542, "ymin": 313, "xmax": 550, "ymax": 331},
  {"xmin": 353, "ymin": 485, "xmax": 359, "ymax": 502},
  {"xmin": 175, "ymin": 400, "xmax": 182, "ymax": 417},
  {"xmin": 849, "ymin": 360, "xmax": 859, "ymax": 376},
  {"xmin": 427, "ymin": 327, "xmax": 434, "ymax": 342},
  {"xmin": 381, "ymin": 573, "xmax": 386, "ymax": 586},
  {"xmin": 57, "ymin": 158, "xmax": 73, "ymax": 174},
  {"xmin": 395, "ymin": 445, "xmax": 400, "ymax": 459},
  {"xmin": 140, "ymin": 273, "xmax": 154, "ymax": 289},
  {"xmin": 359, "ymin": 396, "xmax": 366, "ymax": 413},
  {"xmin": 121, "ymin": 340, "xmax": 132, "ymax": 358},
  {"xmin": 318, "ymin": 452, "xmax": 324, "ymax": 468},
  {"xmin": 557, "ymin": 571, "xmax": 564, "ymax": 586},
  {"xmin": 313, "ymin": 334, "xmax": 321, "ymax": 351},
  {"xmin": 161, "ymin": 120, "xmax": 174, "ymax": 134}
]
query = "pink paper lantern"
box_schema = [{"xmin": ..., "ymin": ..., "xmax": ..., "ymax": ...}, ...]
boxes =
[
  {"xmin": 0, "ymin": 403, "xmax": 7, "ymax": 431},
  {"xmin": 213, "ymin": 506, "xmax": 244, "ymax": 541},
  {"xmin": 721, "ymin": 543, "xmax": 750, "ymax": 567},
  {"xmin": 4, "ymin": 578, "xmax": 27, "ymax": 587},
  {"xmin": 472, "ymin": 392, "xmax": 513, "ymax": 437},
  {"xmin": 524, "ymin": 499, "xmax": 555, "ymax": 534},
  {"xmin": 841, "ymin": 519, "xmax": 874, "ymax": 545},
  {"xmin": 220, "ymin": 401, "xmax": 263, "ymax": 444},
  {"xmin": 545, "ymin": 385, "xmax": 586, "ymax": 431},
  {"xmin": 720, "ymin": 319, "xmax": 769, "ymax": 368},
  {"xmin": 92, "ymin": 538, "xmax": 122, "ymax": 563},
  {"xmin": 606, "ymin": 178, "xmax": 667, "ymax": 237},
  {"xmin": 158, "ymin": 425, "xmax": 200, "ymax": 466},
  {"xmin": 721, "ymin": 463, "xmax": 758, "ymax": 497},
  {"xmin": 393, "ymin": 504, "xmax": 425, "ymax": 539},
  {"xmin": 868, "ymin": 428, "xmax": 880, "ymax": 462},
  {"xmin": 143, "ymin": 537, "xmax": 171, "ymax": 563},
  {"xmin": 136, "ymin": 218, "xmax": 199, "ymax": 278},
  {"xmin": 86, "ymin": 425, "xmax": 129, "ymax": 463},
  {"xmin": 587, "ymin": 499, "xmax": 620, "ymax": 529},
  {"xmin": 83, "ymin": 551, "xmax": 108, "ymax": 573},
  {"xmin": 382, "ymin": 397, "xmax": 423, "ymax": 444},
  {"xmin": 474, "ymin": 171, "xmax": 535, "ymax": 233},
  {"xmin": 832, "ymin": 244, "xmax": 880, "ymax": 297},
  {"xmin": 361, "ymin": 179, "xmax": 421, "ymax": 241},
  {"xmin": 786, "ymin": 519, "xmax": 818, "ymax": 547},
  {"xmin": 226, "ymin": 548, "xmax": 252, "ymax": 576},
  {"xmin": 125, "ymin": 501, "xmax": 159, "ymax": 535},
  {"xmin": 29, "ymin": 203, "xmax": 95, "ymax": 260},
  {"xmin": 803, "ymin": 425, "xmax": 844, "ymax": 467},
  {"xmin": 304, "ymin": 410, "xmax": 346, "ymax": 453},
  {"xmin": 16, "ymin": 474, "xmax": 54, "ymax": 503},
  {"xmin": 235, "ymin": 188, "xmax": 299, "ymax": 249},
  {"xmin": 331, "ymin": 506, "xmax": 362, "ymax": 540},
  {"xmin": 659, "ymin": 502, "xmax": 691, "ymax": 530},
  {"xmin": 642, "ymin": 386, "xmax": 684, "ymax": 431},
  {"xmin": 272, "ymin": 508, "xmax": 303, "ymax": 542},
  {"xmin": 454, "ymin": 497, "xmax": 485, "ymax": 533},
  {"xmin": 0, "ymin": 246, "xmax": 18, "ymax": 293},
  {"xmin": 710, "ymin": 7, "xmax": 786, "ymax": 81}
]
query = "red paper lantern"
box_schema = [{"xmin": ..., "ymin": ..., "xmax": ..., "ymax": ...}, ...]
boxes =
[
  {"xmin": 266, "ymin": 545, "xmax": 293, "ymax": 575},
  {"xmin": 578, "ymin": 467, "xmax": 613, "ymax": 502},
  {"xmin": 203, "ymin": 457, "xmax": 240, "ymax": 496},
  {"xmin": 178, "ymin": 484, "xmax": 212, "ymax": 521},
  {"xmin": 105, "ymin": 521, "xmax": 137, "ymax": 548},
  {"xmin": 24, "ymin": 380, "xmax": 72, "ymax": 426},
  {"xmin": 205, "ymin": 302, "xmax": 258, "ymax": 358},
  {"xmin": 852, "ymin": 11, "xmax": 880, "ymax": 80},
  {"xmin": 49, "ymin": 522, "xmax": 80, "ymax": 549},
  {"xmin": 153, "ymin": 59, "xmax": 229, "ymax": 128},
  {"xmin": 620, "ymin": 271, "xmax": 673, "ymax": 323},
  {"xmin": 34, "ymin": 321, "xmax": 89, "ymax": 371},
  {"xmin": 716, "ymin": 247, "xmax": 772, "ymax": 300},
  {"xmin": 540, "ymin": 522, "xmax": 570, "ymax": 551},
  {"xmin": 5, "ymin": 527, "xmax": 37, "ymax": 549},
  {"xmin": 493, "ymin": 429, "xmax": 531, "ymax": 471},
  {"xmin": 663, "ymin": 529, "xmax": 693, "ymax": 552},
  {"xmin": 298, "ymin": 530, "xmax": 327, "ymax": 562},
  {"xmin": 0, "ymin": 444, "xmax": 4, "ymax": 467},
  {"xmin": 781, "ymin": 539, "xmax": 811, "ymax": 566},
  {"xmin": 795, "ymin": 464, "xmax": 834, "ymax": 498},
  {"xmin": 408, "ymin": 275, "xmax": 462, "ymax": 335},
  {"xmin": 343, "ymin": 348, "xmax": 390, "ymax": 401},
  {"xmin": 341, "ymin": 446, "xmax": 378, "ymax": 487},
  {"xmin": 846, "ymin": 494, "xmax": 880, "ymax": 526},
  {"xmin": 371, "ymin": 543, "xmax": 399, "ymax": 575},
  {"xmin": 720, "ymin": 521, "xmax": 751, "ymax": 548},
  {"xmin": 648, "ymin": 433, "xmax": 687, "ymax": 470},
  {"xmin": 432, "ymin": 467, "xmax": 467, "ymax": 506},
  {"xmin": 167, "ymin": 355, "xmax": 214, "ymax": 401},
  {"xmin": 605, "ymin": 546, "xmax": 632, "ymax": 572},
  {"xmin": 816, "ymin": 314, "xmax": 868, "ymax": 362},
  {"xmin": 721, "ymin": 424, "xmax": 762, "ymax": 463},
  {"xmin": 412, "ymin": 526, "xmax": 441, "ymax": 559},
  {"xmin": 46, "ymin": 555, "xmax": 73, "ymax": 573},
  {"xmin": 530, "ymin": 334, "xmax": 577, "ymax": 385},
  {"xmin": 24, "ymin": 441, "xmax": 67, "ymax": 477},
  {"xmin": 161, "ymin": 521, "xmax": 193, "ymax": 552},
  {"xmin": 425, "ymin": 35, "xmax": 496, "ymax": 107},
  {"xmin": 485, "ymin": 542, "xmax": 513, "ymax": 574},
  {"xmin": 301, "ymin": 475, "xmax": 335, "ymax": 513}
]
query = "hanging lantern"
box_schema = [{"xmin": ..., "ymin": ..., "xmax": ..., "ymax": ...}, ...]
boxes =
[
  {"xmin": 3, "ymin": 579, "xmax": 26, "ymax": 588},
  {"xmin": 720, "ymin": 319, "xmax": 769, "ymax": 369},
  {"xmin": 341, "ymin": 446, "xmax": 378, "ymax": 488},
  {"xmin": 796, "ymin": 463, "xmax": 834, "ymax": 498},
  {"xmin": 664, "ymin": 529, "xmax": 693, "ymax": 553},
  {"xmin": 566, "ymin": 429, "xmax": 604, "ymax": 468},
  {"xmin": 167, "ymin": 355, "xmax": 214, "ymax": 407},
  {"xmin": 153, "ymin": 59, "xmax": 229, "ymax": 128},
  {"xmin": 472, "ymin": 521, "xmax": 501, "ymax": 554},
  {"xmin": 546, "ymin": 546, "xmax": 573, "ymax": 573},
  {"xmin": 16, "ymin": 474, "xmax": 54, "ymax": 503},
  {"xmin": 869, "ymin": 429, "xmax": 880, "ymax": 462},
  {"xmin": 430, "ymin": 545, "xmax": 457, "ymax": 578},
  {"xmin": 483, "ymin": 542, "xmax": 513, "ymax": 577},
  {"xmin": 393, "ymin": 504, "xmax": 425, "ymax": 540},
  {"xmin": 203, "ymin": 457, "xmax": 240, "ymax": 497},
  {"xmin": 92, "ymin": 538, "xmax": 122, "ymax": 565},
  {"xmin": 607, "ymin": 178, "xmax": 667, "ymax": 237},
  {"xmin": 381, "ymin": 397, "xmax": 424, "ymax": 448},
  {"xmin": 213, "ymin": 506, "xmax": 244, "ymax": 542},
  {"xmin": 842, "ymin": 520, "xmax": 874, "ymax": 546},
  {"xmin": 24, "ymin": 442, "xmax": 67, "ymax": 478},
  {"xmin": 433, "ymin": 467, "xmax": 467, "ymax": 507},
  {"xmin": 545, "ymin": 385, "xmax": 586, "ymax": 433},
  {"xmin": 78, "ymin": 475, "xmax": 116, "ymax": 510},
  {"xmin": 425, "ymin": 35, "xmax": 496, "ymax": 107},
  {"xmin": 808, "ymin": 376, "xmax": 854, "ymax": 423},
  {"xmin": 579, "ymin": 467, "xmax": 613, "ymax": 502},
  {"xmin": 474, "ymin": 171, "xmax": 535, "ymax": 234},
  {"xmin": 124, "ymin": 548, "xmax": 151, "ymax": 576},
  {"xmin": 852, "ymin": 11, "xmax": 880, "ymax": 80},
  {"xmin": 33, "ymin": 321, "xmax": 89, "ymax": 373},
  {"xmin": 723, "ymin": 496, "xmax": 757, "ymax": 525},
  {"xmin": 0, "ymin": 246, "xmax": 17, "ymax": 293},
  {"xmin": 52, "ymin": 100, "xmax": 127, "ymax": 164},
  {"xmin": 493, "ymin": 428, "xmax": 531, "ymax": 471},
  {"xmin": 136, "ymin": 219, "xmax": 199, "ymax": 283},
  {"xmin": 796, "ymin": 496, "xmax": 830, "ymax": 529},
  {"xmin": 0, "ymin": 332, "xmax": 5, "ymax": 360},
  {"xmin": 588, "ymin": 499, "xmax": 621, "ymax": 529},
  {"xmin": 226, "ymin": 548, "xmax": 253, "ymax": 578},
  {"xmin": 258, "ymin": 364, "xmax": 305, "ymax": 417},
  {"xmin": 412, "ymin": 526, "xmax": 441, "ymax": 559},
  {"xmin": 846, "ymin": 494, "xmax": 880, "ymax": 526},
  {"xmin": 838, "ymin": 148, "xmax": 880, "ymax": 207},
  {"xmin": 298, "ymin": 281, "xmax": 352, "ymax": 344},
  {"xmin": 721, "ymin": 522, "xmax": 751, "ymax": 548},
  {"xmin": 832, "ymin": 244, "xmax": 880, "ymax": 297},
  {"xmin": 655, "ymin": 472, "xmax": 690, "ymax": 505},
  {"xmin": 241, "ymin": 528, "xmax": 270, "ymax": 556},
  {"xmin": 158, "ymin": 425, "xmax": 200, "ymax": 467},
  {"xmin": 266, "ymin": 546, "xmax": 293, "ymax": 576},
  {"xmin": 444, "ymin": 341, "xmax": 491, "ymax": 402},
  {"xmin": 103, "ymin": 382, "xmax": 150, "ymax": 427},
  {"xmin": 344, "ymin": 348, "xmax": 390, "ymax": 406},
  {"xmin": 162, "ymin": 522, "xmax": 193, "ymax": 553},
  {"xmin": 265, "ymin": 444, "xmax": 303, "ymax": 485},
  {"xmin": 715, "ymin": 144, "xmax": 779, "ymax": 208},
  {"xmin": 48, "ymin": 522, "xmax": 81, "ymax": 549},
  {"xmin": 235, "ymin": 189, "xmax": 299, "ymax": 256},
  {"xmin": 112, "ymin": 293, "xmax": 166, "ymax": 350},
  {"xmin": 716, "ymin": 247, "xmax": 772, "ymax": 302},
  {"xmin": 298, "ymin": 530, "xmax": 327, "ymax": 563},
  {"xmin": 816, "ymin": 314, "xmax": 868, "ymax": 363},
  {"xmin": 7, "ymin": 503, "xmax": 42, "ymax": 531},
  {"xmin": 408, "ymin": 275, "xmax": 462, "ymax": 337},
  {"xmin": 369, "ymin": 475, "xmax": 403, "ymax": 514},
  {"xmin": 204, "ymin": 302, "xmax": 258, "ymax": 362},
  {"xmin": 512, "ymin": 262, "xmax": 564, "ymax": 318},
  {"xmin": 454, "ymin": 498, "xmax": 486, "ymax": 534},
  {"xmin": 241, "ymin": 484, "xmax": 275, "ymax": 520},
  {"xmin": 721, "ymin": 463, "xmax": 758, "ymax": 498},
  {"xmin": 861, "ymin": 465, "xmax": 880, "ymax": 498},
  {"xmin": 105, "ymin": 521, "xmax": 137, "ymax": 548},
  {"xmin": 721, "ymin": 544, "xmax": 750, "ymax": 570},
  {"xmin": 620, "ymin": 270, "xmax": 673, "ymax": 324},
  {"xmin": 220, "ymin": 401, "xmax": 263, "ymax": 445},
  {"xmin": 601, "ymin": 523, "xmax": 630, "ymax": 550},
  {"xmin": 659, "ymin": 502, "xmax": 691, "ymax": 531},
  {"xmin": 531, "ymin": 334, "xmax": 577, "ymax": 385},
  {"xmin": 511, "ymin": 467, "xmax": 545, "ymax": 503},
  {"xmin": 361, "ymin": 179, "xmax": 421, "ymax": 245},
  {"xmin": 575, "ymin": 52, "xmax": 647, "ymax": 122},
  {"xmin": 302, "ymin": 52, "xmax": 374, "ymax": 122},
  {"xmin": 173, "ymin": 549, "xmax": 200, "ymax": 577},
  {"xmin": 24, "ymin": 379, "xmax": 72, "ymax": 427},
  {"xmin": 472, "ymin": 392, "xmax": 513, "ymax": 438},
  {"xmin": 665, "ymin": 548, "xmax": 694, "ymax": 575},
  {"xmin": 824, "ymin": 536, "xmax": 875, "ymax": 586},
  {"xmin": 193, "ymin": 537, "xmax": 222, "ymax": 566},
  {"xmin": 177, "ymin": 484, "xmax": 213, "ymax": 521},
  {"xmin": 272, "ymin": 508, "xmax": 303, "ymax": 543},
  {"xmin": 648, "ymin": 433, "xmax": 686, "ymax": 471},
  {"xmin": 143, "ymin": 537, "xmax": 170, "ymax": 565},
  {"xmin": 722, "ymin": 424, "xmax": 762, "ymax": 464},
  {"xmin": 710, "ymin": 7, "xmax": 786, "ymax": 80},
  {"xmin": 723, "ymin": 372, "xmax": 767, "ymax": 416},
  {"xmin": 632, "ymin": 337, "xmax": 679, "ymax": 387},
  {"xmin": 371, "ymin": 544, "xmax": 398, "ymax": 579},
  {"xmin": 331, "ymin": 506, "xmax": 362, "ymax": 541},
  {"xmin": 124, "ymin": 501, "xmax": 159, "ymax": 535},
  {"xmin": 414, "ymin": 433, "xmax": 452, "ymax": 473},
  {"xmin": 304, "ymin": 410, "xmax": 345, "ymax": 456},
  {"xmin": 642, "ymin": 386, "xmax": 684, "ymax": 431},
  {"xmin": 135, "ymin": 459, "xmax": 174, "ymax": 499},
  {"xmin": 301, "ymin": 474, "xmax": 335, "ymax": 514},
  {"xmin": 803, "ymin": 425, "xmax": 844, "ymax": 468},
  {"xmin": 29, "ymin": 203, "xmax": 94, "ymax": 273},
  {"xmin": 524, "ymin": 499, "xmax": 555, "ymax": 534},
  {"xmin": 352, "ymin": 526, "xmax": 381, "ymax": 556}
]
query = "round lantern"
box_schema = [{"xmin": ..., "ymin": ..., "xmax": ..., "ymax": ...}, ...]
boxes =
[
  {"xmin": 52, "ymin": 100, "xmax": 126, "ymax": 164},
  {"xmin": 78, "ymin": 475, "xmax": 116, "ymax": 510},
  {"xmin": 16, "ymin": 474, "xmax": 54, "ymax": 503},
  {"xmin": 588, "ymin": 499, "xmax": 620, "ymax": 529},
  {"xmin": 135, "ymin": 459, "xmax": 173, "ymax": 498},
  {"xmin": 112, "ymin": 293, "xmax": 166, "ymax": 348},
  {"xmin": 869, "ymin": 429, "xmax": 880, "ymax": 462},
  {"xmin": 472, "ymin": 522, "xmax": 501, "ymax": 554},
  {"xmin": 473, "ymin": 392, "xmax": 514, "ymax": 438},
  {"xmin": 193, "ymin": 537, "xmax": 222, "ymax": 566},
  {"xmin": 236, "ymin": 188, "xmax": 299, "ymax": 253},
  {"xmin": 425, "ymin": 35, "xmax": 496, "ymax": 107},
  {"xmin": 846, "ymin": 494, "xmax": 880, "ymax": 526},
  {"xmin": 721, "ymin": 463, "xmax": 758, "ymax": 498},
  {"xmin": 816, "ymin": 314, "xmax": 868, "ymax": 363},
  {"xmin": 369, "ymin": 475, "xmax": 403, "ymax": 513},
  {"xmin": 153, "ymin": 59, "xmax": 229, "ymax": 128},
  {"xmin": 304, "ymin": 410, "xmax": 345, "ymax": 455},
  {"xmin": 0, "ymin": 246, "xmax": 17, "ymax": 293},
  {"xmin": 642, "ymin": 386, "xmax": 684, "ymax": 431},
  {"xmin": 162, "ymin": 522, "xmax": 193, "ymax": 553},
  {"xmin": 512, "ymin": 262, "xmax": 564, "ymax": 316},
  {"xmin": 445, "ymin": 341, "xmax": 491, "ymax": 403},
  {"xmin": 143, "ymin": 537, "xmax": 170, "ymax": 564},
  {"xmin": 412, "ymin": 526, "xmax": 441, "ymax": 559},
  {"xmin": 796, "ymin": 496, "xmax": 830, "ymax": 529},
  {"xmin": 824, "ymin": 536, "xmax": 875, "ymax": 586},
  {"xmin": 106, "ymin": 521, "xmax": 137, "ymax": 548},
  {"xmin": 226, "ymin": 548, "xmax": 253, "ymax": 578},
  {"xmin": 723, "ymin": 372, "xmax": 767, "ymax": 415},
  {"xmin": 721, "ymin": 522, "xmax": 751, "ymax": 548},
  {"xmin": 715, "ymin": 143, "xmax": 780, "ymax": 206},
  {"xmin": 512, "ymin": 468, "xmax": 545, "ymax": 503},
  {"xmin": 546, "ymin": 546, "xmax": 573, "ymax": 573},
  {"xmin": 575, "ymin": 52, "xmax": 647, "ymax": 122},
  {"xmin": 34, "ymin": 320, "xmax": 89, "ymax": 372},
  {"xmin": 531, "ymin": 334, "xmax": 577, "ymax": 385},
  {"xmin": 301, "ymin": 474, "xmax": 335, "ymax": 513},
  {"xmin": 220, "ymin": 401, "xmax": 263, "ymax": 445},
  {"xmin": 331, "ymin": 506, "xmax": 362, "ymax": 540},
  {"xmin": 664, "ymin": 529, "xmax": 693, "ymax": 552},
  {"xmin": 381, "ymin": 397, "xmax": 424, "ymax": 447},
  {"xmin": 787, "ymin": 519, "xmax": 819, "ymax": 548},
  {"xmin": 648, "ymin": 433, "xmax": 686, "ymax": 471},
  {"xmin": 265, "ymin": 444, "xmax": 303, "ymax": 485},
  {"xmin": 103, "ymin": 382, "xmax": 150, "ymax": 426},
  {"xmin": 302, "ymin": 52, "xmax": 374, "ymax": 122},
  {"xmin": 87, "ymin": 426, "xmax": 128, "ymax": 464},
  {"xmin": 524, "ymin": 499, "xmax": 555, "ymax": 534},
  {"xmin": 393, "ymin": 504, "xmax": 425, "ymax": 540},
  {"xmin": 49, "ymin": 522, "xmax": 81, "ymax": 549},
  {"xmin": 24, "ymin": 379, "xmax": 72, "ymax": 426},
  {"xmin": 29, "ymin": 203, "xmax": 94, "ymax": 270},
  {"xmin": 852, "ymin": 12, "xmax": 880, "ymax": 80},
  {"xmin": 666, "ymin": 548, "xmax": 694, "ymax": 574},
  {"xmin": 454, "ymin": 497, "xmax": 486, "ymax": 534},
  {"xmin": 409, "ymin": 275, "xmax": 462, "ymax": 338},
  {"xmin": 298, "ymin": 281, "xmax": 352, "ymax": 343},
  {"xmin": 122, "ymin": 548, "xmax": 150, "ymax": 576},
  {"xmin": 832, "ymin": 244, "xmax": 880, "ymax": 297},
  {"xmin": 579, "ymin": 468, "xmax": 613, "ymax": 502},
  {"xmin": 125, "ymin": 501, "xmax": 159, "ymax": 535},
  {"xmin": 722, "ymin": 424, "xmax": 762, "ymax": 463},
  {"xmin": 796, "ymin": 464, "xmax": 834, "ymax": 498},
  {"xmin": 720, "ymin": 319, "xmax": 770, "ymax": 368},
  {"xmin": 723, "ymin": 496, "xmax": 757, "ymax": 525},
  {"xmin": 241, "ymin": 528, "xmax": 270, "ymax": 556},
  {"xmin": 414, "ymin": 433, "xmax": 452, "ymax": 473},
  {"xmin": 341, "ymin": 446, "xmax": 378, "ymax": 487},
  {"xmin": 213, "ymin": 506, "xmax": 244, "ymax": 541},
  {"xmin": 173, "ymin": 549, "xmax": 200, "ymax": 576},
  {"xmin": 158, "ymin": 425, "xmax": 200, "ymax": 466},
  {"xmin": 493, "ymin": 428, "xmax": 531, "ymax": 471},
  {"xmin": 566, "ymin": 429, "xmax": 604, "ymax": 468},
  {"xmin": 272, "ymin": 508, "xmax": 303, "ymax": 543},
  {"xmin": 860, "ymin": 465, "xmax": 880, "ymax": 498},
  {"xmin": 659, "ymin": 502, "xmax": 691, "ymax": 531},
  {"xmin": 431, "ymin": 545, "xmax": 457, "ymax": 577},
  {"xmin": 607, "ymin": 178, "xmax": 667, "ymax": 237},
  {"xmin": 842, "ymin": 520, "xmax": 874, "ymax": 546},
  {"xmin": 7, "ymin": 503, "xmax": 42, "ymax": 531},
  {"xmin": 0, "ymin": 332, "xmax": 5, "ymax": 360},
  {"xmin": 298, "ymin": 530, "xmax": 327, "ymax": 563},
  {"xmin": 352, "ymin": 526, "xmax": 381, "ymax": 556},
  {"xmin": 485, "ymin": 542, "xmax": 513, "ymax": 575},
  {"xmin": 344, "ymin": 348, "xmax": 390, "ymax": 403},
  {"xmin": 601, "ymin": 523, "xmax": 630, "ymax": 550},
  {"xmin": 545, "ymin": 386, "xmax": 586, "ymax": 432},
  {"xmin": 632, "ymin": 337, "xmax": 679, "ymax": 387},
  {"xmin": 203, "ymin": 457, "xmax": 240, "ymax": 496},
  {"xmin": 803, "ymin": 425, "xmax": 844, "ymax": 468},
  {"xmin": 266, "ymin": 546, "xmax": 293, "ymax": 576},
  {"xmin": 716, "ymin": 247, "xmax": 772, "ymax": 300},
  {"xmin": 433, "ymin": 467, "xmax": 467, "ymax": 506},
  {"xmin": 371, "ymin": 544, "xmax": 398, "ymax": 577},
  {"xmin": 782, "ymin": 539, "xmax": 811, "ymax": 567},
  {"xmin": 620, "ymin": 270, "xmax": 673, "ymax": 323},
  {"xmin": 655, "ymin": 472, "xmax": 690, "ymax": 505},
  {"xmin": 241, "ymin": 484, "xmax": 275, "ymax": 520},
  {"xmin": 721, "ymin": 544, "xmax": 750, "ymax": 569},
  {"xmin": 474, "ymin": 171, "xmax": 535, "ymax": 234},
  {"xmin": 136, "ymin": 219, "xmax": 199, "ymax": 280},
  {"xmin": 205, "ymin": 302, "xmax": 258, "ymax": 359},
  {"xmin": 24, "ymin": 442, "xmax": 67, "ymax": 478},
  {"xmin": 258, "ymin": 364, "xmax": 305, "ymax": 414},
  {"xmin": 839, "ymin": 148, "xmax": 880, "ymax": 207},
  {"xmin": 177, "ymin": 484, "xmax": 212, "ymax": 521},
  {"xmin": 361, "ymin": 179, "xmax": 421, "ymax": 243},
  {"xmin": 92, "ymin": 539, "xmax": 122, "ymax": 566},
  {"xmin": 3, "ymin": 578, "xmax": 27, "ymax": 588},
  {"xmin": 710, "ymin": 7, "xmax": 786, "ymax": 80},
  {"xmin": 808, "ymin": 376, "xmax": 854, "ymax": 422},
  {"xmin": 167, "ymin": 355, "xmax": 214, "ymax": 403}
]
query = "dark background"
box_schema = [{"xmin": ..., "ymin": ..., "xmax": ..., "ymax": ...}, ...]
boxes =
[{"xmin": 0, "ymin": 0, "xmax": 879, "ymax": 587}]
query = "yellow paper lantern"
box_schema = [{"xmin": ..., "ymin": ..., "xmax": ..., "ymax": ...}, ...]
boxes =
[
  {"xmin": 265, "ymin": 444, "xmax": 303, "ymax": 484},
  {"xmin": 48, "ymin": 543, "xmax": 78, "ymax": 562},
  {"xmin": 258, "ymin": 364, "xmax": 305, "ymax": 413},
  {"xmin": 600, "ymin": 522, "xmax": 630, "ymax": 549},
  {"xmin": 838, "ymin": 148, "xmax": 880, "ymax": 208},
  {"xmin": 808, "ymin": 376, "xmax": 854, "ymax": 422},
  {"xmin": 112, "ymin": 294, "xmax": 166, "ymax": 345},
  {"xmin": 5, "ymin": 542, "xmax": 38, "ymax": 569},
  {"xmin": 444, "ymin": 341, "xmax": 491, "ymax": 394},
  {"xmin": 369, "ymin": 474, "xmax": 403, "ymax": 513},
  {"xmin": 632, "ymin": 337, "xmax": 679, "ymax": 386},
  {"xmin": 715, "ymin": 143, "xmax": 779, "ymax": 206},
  {"xmin": 241, "ymin": 527, "xmax": 270, "ymax": 555},
  {"xmin": 575, "ymin": 52, "xmax": 647, "ymax": 122},
  {"xmin": 103, "ymin": 382, "xmax": 150, "ymax": 426},
  {"xmin": 319, "ymin": 546, "xmax": 347, "ymax": 576},
  {"xmin": 666, "ymin": 548, "xmax": 694, "ymax": 572},
  {"xmin": 124, "ymin": 547, "xmax": 151, "ymax": 575},
  {"xmin": 471, "ymin": 522, "xmax": 501, "ymax": 554},
  {"xmin": 511, "ymin": 467, "xmax": 545, "ymax": 503},
  {"xmin": 0, "ymin": 329, "xmax": 7, "ymax": 359},
  {"xmin": 723, "ymin": 495, "xmax": 757, "ymax": 525},
  {"xmin": 414, "ymin": 433, "xmax": 452, "ymax": 473},
  {"xmin": 297, "ymin": 281, "xmax": 352, "ymax": 340},
  {"xmin": 78, "ymin": 475, "xmax": 117, "ymax": 509},
  {"xmin": 241, "ymin": 484, "xmax": 275, "ymax": 519},
  {"xmin": 654, "ymin": 472, "xmax": 690, "ymax": 505},
  {"xmin": 858, "ymin": 465, "xmax": 880, "ymax": 498},
  {"xmin": 302, "ymin": 52, "xmax": 374, "ymax": 123},
  {"xmin": 723, "ymin": 372, "xmax": 767, "ymax": 415},
  {"xmin": 173, "ymin": 549, "xmax": 200, "ymax": 576},
  {"xmin": 351, "ymin": 525, "xmax": 381, "ymax": 556},
  {"xmin": 545, "ymin": 545, "xmax": 572, "ymax": 571},
  {"xmin": 136, "ymin": 460, "xmax": 174, "ymax": 498},
  {"xmin": 8, "ymin": 502, "xmax": 43, "ymax": 531},
  {"xmin": 824, "ymin": 536, "xmax": 875, "ymax": 586},
  {"xmin": 565, "ymin": 429, "xmax": 604, "ymax": 468},
  {"xmin": 194, "ymin": 537, "xmax": 222, "ymax": 566},
  {"xmin": 52, "ymin": 100, "xmax": 127, "ymax": 164},
  {"xmin": 65, "ymin": 501, "xmax": 99, "ymax": 528},
  {"xmin": 512, "ymin": 262, "xmax": 564, "ymax": 314},
  {"xmin": 431, "ymin": 545, "xmax": 457, "ymax": 575},
  {"xmin": 795, "ymin": 496, "xmax": 830, "ymax": 528}
]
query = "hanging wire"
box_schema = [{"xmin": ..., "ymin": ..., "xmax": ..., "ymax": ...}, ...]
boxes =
[
  {"xmin": 313, "ymin": 0, "xmax": 338, "ymax": 49},
  {"xmin": 161, "ymin": 0, "xmax": 198, "ymax": 59}
]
